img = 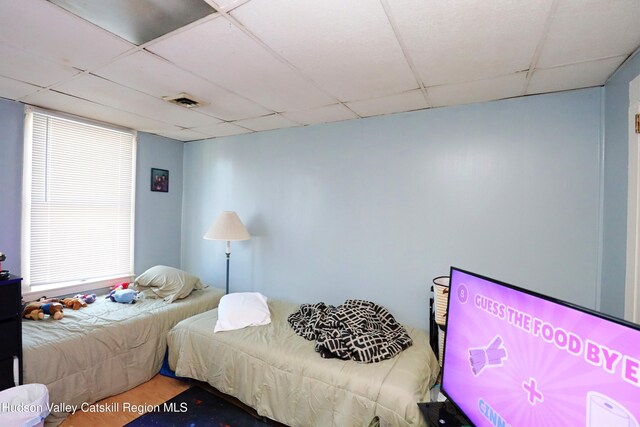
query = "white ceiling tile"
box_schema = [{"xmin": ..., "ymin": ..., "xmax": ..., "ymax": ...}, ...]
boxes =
[
  {"xmin": 154, "ymin": 128, "xmax": 209, "ymax": 142},
  {"xmin": 0, "ymin": 0, "xmax": 636, "ymax": 137},
  {"xmin": 0, "ymin": 0, "xmax": 133, "ymax": 71},
  {"xmin": 527, "ymin": 56, "xmax": 627, "ymax": 95},
  {"xmin": 147, "ymin": 17, "xmax": 335, "ymax": 112},
  {"xmin": 428, "ymin": 73, "xmax": 527, "ymax": 108},
  {"xmin": 346, "ymin": 89, "xmax": 427, "ymax": 118},
  {"xmin": 0, "ymin": 43, "xmax": 81, "ymax": 87},
  {"xmin": 281, "ymin": 104, "xmax": 359, "ymax": 126},
  {"xmin": 21, "ymin": 90, "xmax": 176, "ymax": 132},
  {"xmin": 0, "ymin": 76, "xmax": 42, "ymax": 100},
  {"xmin": 538, "ymin": 0, "xmax": 640, "ymax": 68},
  {"xmin": 231, "ymin": 0, "xmax": 418, "ymax": 102},
  {"xmin": 385, "ymin": 0, "xmax": 553, "ymax": 87},
  {"xmin": 232, "ymin": 114, "xmax": 299, "ymax": 132},
  {"xmin": 191, "ymin": 122, "xmax": 253, "ymax": 138},
  {"xmin": 212, "ymin": 0, "xmax": 247, "ymax": 10},
  {"xmin": 51, "ymin": 74, "xmax": 222, "ymax": 128},
  {"xmin": 93, "ymin": 51, "xmax": 271, "ymax": 121}
]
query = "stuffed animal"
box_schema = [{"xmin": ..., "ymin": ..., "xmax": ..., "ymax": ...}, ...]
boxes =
[
  {"xmin": 21, "ymin": 303, "xmax": 44, "ymax": 320},
  {"xmin": 41, "ymin": 302, "xmax": 64, "ymax": 319},
  {"xmin": 106, "ymin": 288, "xmax": 139, "ymax": 304},
  {"xmin": 74, "ymin": 293, "xmax": 97, "ymax": 304},
  {"xmin": 22, "ymin": 301, "xmax": 63, "ymax": 320},
  {"xmin": 111, "ymin": 283, "xmax": 129, "ymax": 291},
  {"xmin": 36, "ymin": 297, "xmax": 60, "ymax": 303},
  {"xmin": 22, "ymin": 297, "xmax": 60, "ymax": 320},
  {"xmin": 61, "ymin": 297, "xmax": 87, "ymax": 310}
]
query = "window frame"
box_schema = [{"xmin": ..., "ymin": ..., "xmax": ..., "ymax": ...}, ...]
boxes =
[{"xmin": 21, "ymin": 106, "xmax": 136, "ymax": 298}]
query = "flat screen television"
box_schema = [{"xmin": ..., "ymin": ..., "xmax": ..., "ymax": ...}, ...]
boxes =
[{"xmin": 441, "ymin": 267, "xmax": 640, "ymax": 427}]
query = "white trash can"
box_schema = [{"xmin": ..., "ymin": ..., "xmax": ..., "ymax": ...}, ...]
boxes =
[{"xmin": 0, "ymin": 384, "xmax": 49, "ymax": 427}]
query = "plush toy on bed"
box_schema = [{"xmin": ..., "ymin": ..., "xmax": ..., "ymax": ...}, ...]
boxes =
[
  {"xmin": 74, "ymin": 293, "xmax": 97, "ymax": 304},
  {"xmin": 106, "ymin": 288, "xmax": 141, "ymax": 304},
  {"xmin": 111, "ymin": 283, "xmax": 129, "ymax": 291},
  {"xmin": 61, "ymin": 297, "xmax": 87, "ymax": 310},
  {"xmin": 21, "ymin": 303, "xmax": 44, "ymax": 320},
  {"xmin": 41, "ymin": 302, "xmax": 64, "ymax": 319},
  {"xmin": 22, "ymin": 301, "xmax": 64, "ymax": 320}
]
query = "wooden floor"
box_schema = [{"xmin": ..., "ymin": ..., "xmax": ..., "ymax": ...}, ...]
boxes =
[
  {"xmin": 59, "ymin": 374, "xmax": 287, "ymax": 427},
  {"xmin": 60, "ymin": 374, "xmax": 189, "ymax": 427}
]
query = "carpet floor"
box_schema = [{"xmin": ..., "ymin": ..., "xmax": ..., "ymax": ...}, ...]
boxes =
[{"xmin": 125, "ymin": 386, "xmax": 282, "ymax": 427}]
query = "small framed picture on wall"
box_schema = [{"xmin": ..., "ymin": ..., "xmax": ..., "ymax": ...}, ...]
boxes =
[{"xmin": 151, "ymin": 168, "xmax": 169, "ymax": 193}]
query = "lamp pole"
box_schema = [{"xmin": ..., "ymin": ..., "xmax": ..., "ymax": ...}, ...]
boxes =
[{"xmin": 225, "ymin": 241, "xmax": 231, "ymax": 294}]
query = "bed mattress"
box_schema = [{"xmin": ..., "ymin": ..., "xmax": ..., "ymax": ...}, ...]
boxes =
[
  {"xmin": 167, "ymin": 299, "xmax": 439, "ymax": 427},
  {"xmin": 22, "ymin": 286, "xmax": 224, "ymax": 425}
]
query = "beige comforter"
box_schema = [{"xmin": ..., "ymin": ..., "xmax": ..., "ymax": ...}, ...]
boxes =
[
  {"xmin": 22, "ymin": 287, "xmax": 224, "ymax": 425},
  {"xmin": 168, "ymin": 299, "xmax": 439, "ymax": 427}
]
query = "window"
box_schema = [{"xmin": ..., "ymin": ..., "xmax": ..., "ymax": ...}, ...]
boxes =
[{"xmin": 22, "ymin": 107, "xmax": 136, "ymax": 292}]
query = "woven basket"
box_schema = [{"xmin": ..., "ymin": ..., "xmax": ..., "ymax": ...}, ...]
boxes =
[{"xmin": 433, "ymin": 276, "xmax": 450, "ymax": 326}]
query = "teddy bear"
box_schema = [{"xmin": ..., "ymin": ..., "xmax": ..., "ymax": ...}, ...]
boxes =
[
  {"xmin": 21, "ymin": 303, "xmax": 44, "ymax": 320},
  {"xmin": 22, "ymin": 301, "xmax": 64, "ymax": 320},
  {"xmin": 74, "ymin": 293, "xmax": 97, "ymax": 304},
  {"xmin": 61, "ymin": 297, "xmax": 87, "ymax": 310},
  {"xmin": 41, "ymin": 302, "xmax": 64, "ymax": 319}
]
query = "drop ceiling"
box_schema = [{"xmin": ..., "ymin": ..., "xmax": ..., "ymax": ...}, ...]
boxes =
[{"xmin": 0, "ymin": 0, "xmax": 639, "ymax": 142}]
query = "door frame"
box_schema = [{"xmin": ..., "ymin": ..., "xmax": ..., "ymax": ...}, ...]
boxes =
[{"xmin": 625, "ymin": 74, "xmax": 640, "ymax": 322}]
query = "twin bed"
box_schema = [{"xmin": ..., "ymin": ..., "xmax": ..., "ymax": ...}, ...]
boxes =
[
  {"xmin": 22, "ymin": 267, "xmax": 439, "ymax": 427},
  {"xmin": 21, "ymin": 272, "xmax": 224, "ymax": 426},
  {"xmin": 167, "ymin": 299, "xmax": 440, "ymax": 427}
]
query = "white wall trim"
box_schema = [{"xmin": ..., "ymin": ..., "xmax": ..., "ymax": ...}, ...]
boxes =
[
  {"xmin": 625, "ymin": 74, "xmax": 640, "ymax": 322},
  {"xmin": 20, "ymin": 107, "xmax": 33, "ymax": 285},
  {"xmin": 21, "ymin": 274, "xmax": 134, "ymax": 301},
  {"xmin": 595, "ymin": 88, "xmax": 605, "ymax": 311}
]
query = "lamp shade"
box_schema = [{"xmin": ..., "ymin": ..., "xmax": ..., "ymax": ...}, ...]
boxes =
[{"xmin": 203, "ymin": 211, "xmax": 250, "ymax": 241}]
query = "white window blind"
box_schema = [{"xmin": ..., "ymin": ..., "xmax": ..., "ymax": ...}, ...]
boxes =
[{"xmin": 23, "ymin": 108, "xmax": 135, "ymax": 288}]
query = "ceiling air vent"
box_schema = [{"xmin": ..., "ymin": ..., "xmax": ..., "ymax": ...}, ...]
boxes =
[{"xmin": 163, "ymin": 93, "xmax": 208, "ymax": 108}]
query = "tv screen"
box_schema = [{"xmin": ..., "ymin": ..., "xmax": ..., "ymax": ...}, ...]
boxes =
[{"xmin": 442, "ymin": 267, "xmax": 640, "ymax": 427}]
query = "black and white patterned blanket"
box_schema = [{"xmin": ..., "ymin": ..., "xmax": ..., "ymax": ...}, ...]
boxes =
[{"xmin": 287, "ymin": 299, "xmax": 413, "ymax": 363}]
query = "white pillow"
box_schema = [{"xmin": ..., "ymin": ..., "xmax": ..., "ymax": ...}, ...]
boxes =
[
  {"xmin": 134, "ymin": 265, "xmax": 205, "ymax": 303},
  {"xmin": 214, "ymin": 292, "xmax": 271, "ymax": 333}
]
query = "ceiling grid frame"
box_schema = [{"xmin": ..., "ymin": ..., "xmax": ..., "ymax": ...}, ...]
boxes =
[
  {"xmin": 522, "ymin": 0, "xmax": 561, "ymax": 96},
  {"xmin": 91, "ymin": 48, "xmax": 276, "ymax": 123},
  {"xmin": 0, "ymin": 0, "xmax": 636, "ymax": 141},
  {"xmin": 378, "ymin": 0, "xmax": 431, "ymax": 107},
  {"xmin": 200, "ymin": 0, "xmax": 362, "ymax": 118}
]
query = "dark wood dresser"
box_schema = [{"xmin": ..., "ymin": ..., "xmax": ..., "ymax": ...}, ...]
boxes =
[{"xmin": 0, "ymin": 275, "xmax": 22, "ymax": 391}]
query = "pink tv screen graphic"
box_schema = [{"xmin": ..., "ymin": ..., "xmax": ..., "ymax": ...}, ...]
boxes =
[{"xmin": 442, "ymin": 269, "xmax": 640, "ymax": 427}]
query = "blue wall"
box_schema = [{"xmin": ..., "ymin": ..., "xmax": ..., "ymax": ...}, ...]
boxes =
[
  {"xmin": 3, "ymin": 73, "xmax": 635, "ymax": 325},
  {"xmin": 135, "ymin": 133, "xmax": 184, "ymax": 273},
  {"xmin": 182, "ymin": 89, "xmax": 604, "ymax": 328},
  {"xmin": 0, "ymin": 97, "xmax": 184, "ymax": 281},
  {"xmin": 602, "ymin": 51, "xmax": 640, "ymax": 317}
]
